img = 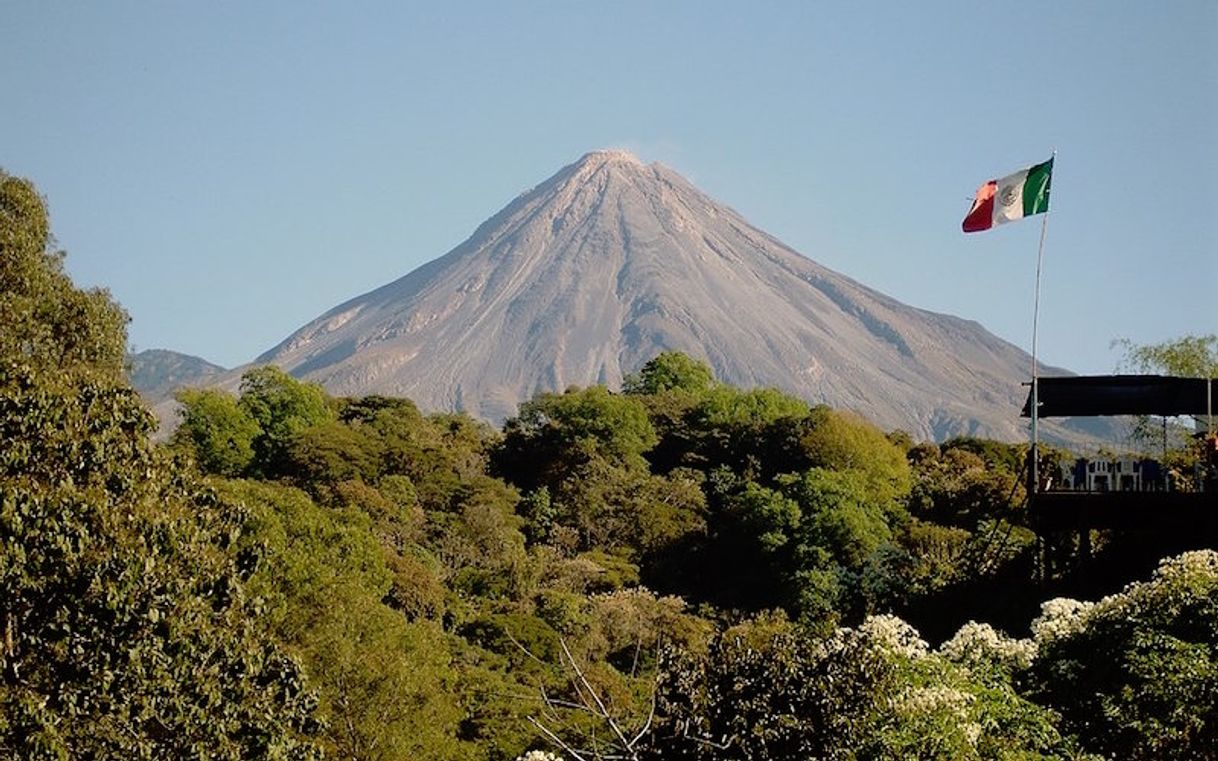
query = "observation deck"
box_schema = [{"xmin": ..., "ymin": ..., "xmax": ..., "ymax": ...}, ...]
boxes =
[{"xmin": 1024, "ymin": 375, "xmax": 1217, "ymax": 537}]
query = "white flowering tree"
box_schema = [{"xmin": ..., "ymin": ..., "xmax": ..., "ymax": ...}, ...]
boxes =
[
  {"xmin": 633, "ymin": 613, "xmax": 1074, "ymax": 760},
  {"xmin": 524, "ymin": 555, "xmax": 1216, "ymax": 760},
  {"xmin": 1026, "ymin": 551, "xmax": 1218, "ymax": 760},
  {"xmin": 867, "ymin": 615, "xmax": 1071, "ymax": 760}
]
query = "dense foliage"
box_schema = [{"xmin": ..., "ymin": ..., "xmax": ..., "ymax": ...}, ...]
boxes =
[
  {"xmin": 1, "ymin": 170, "xmax": 322, "ymax": 758},
  {"xmin": 3, "ymin": 172, "xmax": 1214, "ymax": 760}
]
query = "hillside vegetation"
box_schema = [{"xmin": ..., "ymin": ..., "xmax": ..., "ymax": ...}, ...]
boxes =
[{"xmin": 3, "ymin": 170, "xmax": 1215, "ymax": 760}]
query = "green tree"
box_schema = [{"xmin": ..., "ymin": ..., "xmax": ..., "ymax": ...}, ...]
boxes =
[
  {"xmin": 0, "ymin": 171, "xmax": 128, "ymax": 378},
  {"xmin": 679, "ymin": 386, "xmax": 812, "ymax": 480},
  {"xmin": 497, "ymin": 386, "xmax": 657, "ymax": 486},
  {"xmin": 908, "ymin": 445, "xmax": 1020, "ymax": 529},
  {"xmin": 494, "ymin": 387, "xmax": 661, "ymax": 557},
  {"xmin": 173, "ymin": 387, "xmax": 261, "ymax": 476},
  {"xmin": 941, "ymin": 436, "xmax": 1025, "ymax": 474},
  {"xmin": 623, "ymin": 352, "xmax": 716, "ymax": 396},
  {"xmin": 1027, "ymin": 551, "xmax": 1218, "ymax": 760},
  {"xmin": 331, "ymin": 400, "xmax": 500, "ymax": 515},
  {"xmin": 639, "ymin": 614, "xmax": 1074, "ymax": 760},
  {"xmin": 238, "ymin": 366, "xmax": 334, "ymax": 477},
  {"xmin": 780, "ymin": 468, "xmax": 901, "ymax": 625},
  {"xmin": 224, "ymin": 479, "xmax": 471, "ymax": 760},
  {"xmin": 782, "ymin": 468, "xmax": 894, "ymax": 571},
  {"xmin": 283, "ymin": 420, "xmax": 384, "ymax": 496},
  {"xmin": 429, "ymin": 475, "xmax": 529, "ymax": 600},
  {"xmin": 0, "ymin": 170, "xmax": 322, "ymax": 758},
  {"xmin": 1114, "ymin": 334, "xmax": 1218, "ymax": 377},
  {"xmin": 707, "ymin": 478, "xmax": 805, "ymax": 609},
  {"xmin": 641, "ymin": 621, "xmax": 895, "ymax": 759},
  {"xmin": 798, "ymin": 407, "xmax": 913, "ymax": 508},
  {"xmin": 1114, "ymin": 334, "xmax": 1218, "ymax": 466}
]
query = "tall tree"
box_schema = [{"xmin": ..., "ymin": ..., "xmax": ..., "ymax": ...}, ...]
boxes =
[
  {"xmin": 1114, "ymin": 334, "xmax": 1218, "ymax": 462},
  {"xmin": 0, "ymin": 170, "xmax": 322, "ymax": 758},
  {"xmin": 1114, "ymin": 334, "xmax": 1218, "ymax": 377},
  {"xmin": 238, "ymin": 365, "xmax": 335, "ymax": 477},
  {"xmin": 224, "ymin": 480, "xmax": 470, "ymax": 761},
  {"xmin": 623, "ymin": 352, "xmax": 716, "ymax": 396},
  {"xmin": 1027, "ymin": 551, "xmax": 1218, "ymax": 760},
  {"xmin": 0, "ymin": 171, "xmax": 127, "ymax": 376},
  {"xmin": 173, "ymin": 387, "xmax": 262, "ymax": 476}
]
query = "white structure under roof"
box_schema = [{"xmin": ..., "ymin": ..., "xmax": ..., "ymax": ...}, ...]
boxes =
[{"xmin": 1057, "ymin": 455, "xmax": 1163, "ymax": 493}]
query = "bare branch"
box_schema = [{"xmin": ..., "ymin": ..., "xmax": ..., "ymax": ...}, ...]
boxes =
[
  {"xmin": 628, "ymin": 640, "xmax": 664, "ymax": 747},
  {"xmin": 528, "ymin": 715, "xmax": 589, "ymax": 760},
  {"xmin": 558, "ymin": 637, "xmax": 639, "ymax": 759}
]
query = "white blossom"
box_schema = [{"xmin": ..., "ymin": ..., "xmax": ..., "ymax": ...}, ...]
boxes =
[
  {"xmin": 962, "ymin": 720, "xmax": 983, "ymax": 746},
  {"xmin": 1152, "ymin": 549, "xmax": 1218, "ymax": 583},
  {"xmin": 940, "ymin": 621, "xmax": 1036, "ymax": 671},
  {"xmin": 515, "ymin": 751, "xmax": 563, "ymax": 761},
  {"xmin": 1031, "ymin": 597, "xmax": 1094, "ymax": 645},
  {"xmin": 891, "ymin": 684, "xmax": 975, "ymax": 717},
  {"xmin": 859, "ymin": 614, "xmax": 929, "ymax": 658},
  {"xmin": 888, "ymin": 684, "xmax": 983, "ymax": 749}
]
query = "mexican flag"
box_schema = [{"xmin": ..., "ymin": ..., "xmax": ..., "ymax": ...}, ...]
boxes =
[{"xmin": 962, "ymin": 157, "xmax": 1053, "ymax": 233}]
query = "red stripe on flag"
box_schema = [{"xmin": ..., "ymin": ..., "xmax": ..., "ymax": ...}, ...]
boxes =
[{"xmin": 962, "ymin": 180, "xmax": 996, "ymax": 233}]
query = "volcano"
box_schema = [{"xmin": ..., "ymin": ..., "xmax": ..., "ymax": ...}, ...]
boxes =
[{"xmin": 257, "ymin": 150, "xmax": 1057, "ymax": 441}]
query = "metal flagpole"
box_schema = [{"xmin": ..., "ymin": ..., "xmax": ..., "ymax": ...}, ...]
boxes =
[{"xmin": 1030, "ymin": 150, "xmax": 1055, "ymax": 494}]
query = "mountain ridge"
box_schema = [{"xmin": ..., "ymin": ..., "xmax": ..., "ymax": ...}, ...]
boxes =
[{"xmin": 127, "ymin": 348, "xmax": 227, "ymax": 398}]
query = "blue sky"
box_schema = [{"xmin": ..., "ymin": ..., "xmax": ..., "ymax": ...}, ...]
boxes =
[{"xmin": 2, "ymin": 2, "xmax": 1214, "ymax": 374}]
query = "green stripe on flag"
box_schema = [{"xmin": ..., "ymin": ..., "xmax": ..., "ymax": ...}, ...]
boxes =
[{"xmin": 1022, "ymin": 157, "xmax": 1053, "ymax": 217}]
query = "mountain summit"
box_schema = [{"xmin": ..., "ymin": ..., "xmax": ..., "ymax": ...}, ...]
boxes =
[{"xmin": 259, "ymin": 150, "xmax": 1048, "ymax": 440}]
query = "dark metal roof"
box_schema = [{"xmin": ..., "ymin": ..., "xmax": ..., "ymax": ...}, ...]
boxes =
[{"xmin": 1022, "ymin": 375, "xmax": 1216, "ymax": 418}]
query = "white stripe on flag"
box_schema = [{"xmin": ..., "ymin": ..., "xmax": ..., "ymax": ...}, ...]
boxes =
[{"xmin": 993, "ymin": 167, "xmax": 1030, "ymax": 227}]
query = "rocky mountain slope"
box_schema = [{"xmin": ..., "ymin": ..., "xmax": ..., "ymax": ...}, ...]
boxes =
[
  {"xmin": 257, "ymin": 150, "xmax": 1066, "ymax": 442},
  {"xmin": 127, "ymin": 349, "xmax": 226, "ymax": 399}
]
